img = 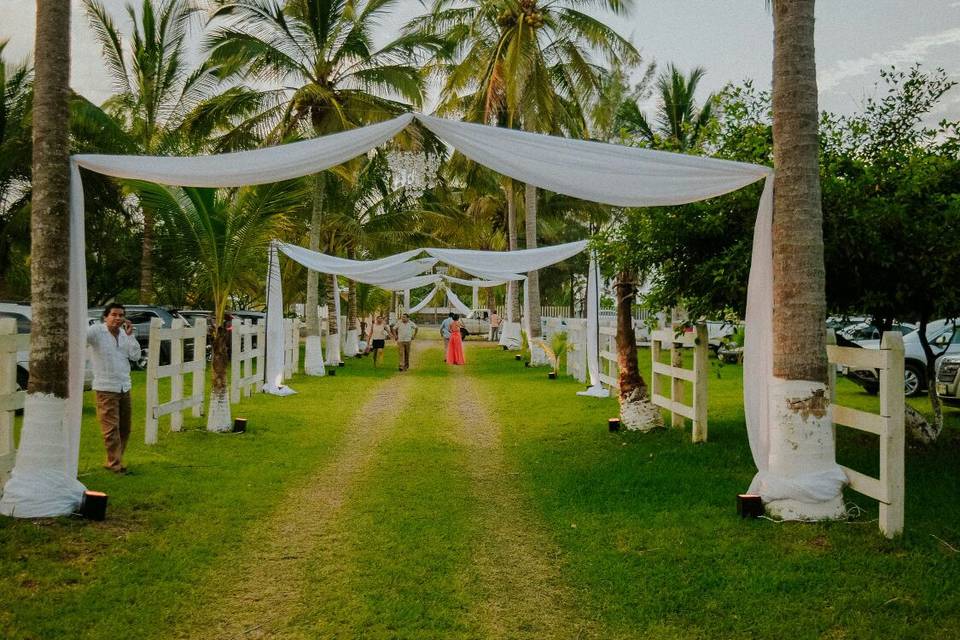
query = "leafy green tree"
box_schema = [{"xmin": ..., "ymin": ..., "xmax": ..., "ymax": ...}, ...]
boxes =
[{"xmin": 132, "ymin": 181, "xmax": 299, "ymax": 431}]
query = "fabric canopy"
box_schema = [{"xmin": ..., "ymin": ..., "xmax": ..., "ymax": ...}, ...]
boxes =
[
  {"xmin": 6, "ymin": 109, "xmax": 802, "ymax": 519},
  {"xmin": 446, "ymin": 288, "xmax": 473, "ymax": 316},
  {"xmin": 443, "ymin": 275, "xmax": 511, "ymax": 288},
  {"xmin": 426, "ymin": 242, "xmax": 587, "ymax": 279},
  {"xmin": 376, "ymin": 273, "xmax": 443, "ymax": 292}
]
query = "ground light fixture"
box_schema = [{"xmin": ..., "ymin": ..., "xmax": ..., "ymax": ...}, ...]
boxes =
[
  {"xmin": 233, "ymin": 417, "xmax": 247, "ymax": 433},
  {"xmin": 548, "ymin": 372, "xmax": 557, "ymax": 379},
  {"xmin": 515, "ymin": 354, "xmax": 522, "ymax": 361},
  {"xmin": 737, "ymin": 494, "xmax": 764, "ymax": 518},
  {"xmin": 327, "ymin": 368, "xmax": 336, "ymax": 376},
  {"xmin": 79, "ymin": 490, "xmax": 108, "ymax": 521},
  {"xmin": 338, "ymin": 362, "xmax": 345, "ymax": 367},
  {"xmin": 608, "ymin": 418, "xmax": 621, "ymax": 432}
]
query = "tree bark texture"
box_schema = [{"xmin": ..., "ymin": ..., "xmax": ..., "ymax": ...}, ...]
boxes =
[
  {"xmin": 615, "ymin": 270, "xmax": 646, "ymax": 400},
  {"xmin": 505, "ymin": 181, "xmax": 519, "ymax": 321},
  {"xmin": 347, "ymin": 247, "xmax": 358, "ymax": 331},
  {"xmin": 138, "ymin": 206, "xmax": 155, "ymax": 303},
  {"xmin": 304, "ymin": 175, "xmax": 325, "ymax": 336},
  {"xmin": 524, "ymin": 183, "xmax": 541, "ymax": 339},
  {"xmin": 772, "ymin": 0, "xmax": 828, "ymax": 383},
  {"xmin": 326, "ymin": 273, "xmax": 339, "ymax": 336},
  {"xmin": 28, "ymin": 0, "xmax": 71, "ymax": 397}
]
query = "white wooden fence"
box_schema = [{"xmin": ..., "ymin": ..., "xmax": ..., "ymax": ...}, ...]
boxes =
[
  {"xmin": 231, "ymin": 318, "xmax": 264, "ymax": 403},
  {"xmin": 145, "ymin": 318, "xmax": 207, "ymax": 444},
  {"xmin": 650, "ymin": 325, "xmax": 709, "ymax": 443},
  {"xmin": 283, "ymin": 318, "xmax": 302, "ymax": 380},
  {"xmin": 564, "ymin": 319, "xmax": 588, "ymax": 382},
  {"xmin": 0, "ymin": 319, "xmax": 27, "ymax": 485},
  {"xmin": 827, "ymin": 330, "xmax": 905, "ymax": 538}
]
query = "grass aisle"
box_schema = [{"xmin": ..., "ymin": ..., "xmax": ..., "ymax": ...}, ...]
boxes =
[
  {"xmin": 471, "ymin": 341, "xmax": 960, "ymax": 640},
  {"xmin": 175, "ymin": 369, "xmax": 415, "ymax": 639}
]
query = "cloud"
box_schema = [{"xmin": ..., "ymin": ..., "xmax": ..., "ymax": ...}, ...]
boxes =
[{"xmin": 819, "ymin": 27, "xmax": 960, "ymax": 92}]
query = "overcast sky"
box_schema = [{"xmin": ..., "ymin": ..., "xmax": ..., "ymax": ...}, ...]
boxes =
[{"xmin": 2, "ymin": 0, "xmax": 959, "ymax": 123}]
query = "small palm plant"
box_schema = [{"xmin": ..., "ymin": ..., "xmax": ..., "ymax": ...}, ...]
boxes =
[
  {"xmin": 132, "ymin": 180, "xmax": 299, "ymax": 431},
  {"xmin": 537, "ymin": 330, "xmax": 571, "ymax": 377}
]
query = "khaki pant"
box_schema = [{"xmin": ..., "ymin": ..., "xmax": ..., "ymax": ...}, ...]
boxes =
[
  {"xmin": 398, "ymin": 341, "xmax": 412, "ymax": 370},
  {"xmin": 491, "ymin": 326, "xmax": 500, "ymax": 341},
  {"xmin": 96, "ymin": 390, "xmax": 132, "ymax": 471}
]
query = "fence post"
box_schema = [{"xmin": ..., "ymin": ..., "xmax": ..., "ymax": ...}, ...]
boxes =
[
  {"xmin": 0, "ymin": 318, "xmax": 21, "ymax": 485},
  {"xmin": 145, "ymin": 317, "xmax": 162, "ymax": 444},
  {"xmin": 168, "ymin": 319, "xmax": 184, "ymax": 432},
  {"xmin": 193, "ymin": 318, "xmax": 206, "ymax": 417},
  {"xmin": 255, "ymin": 323, "xmax": 265, "ymax": 393},
  {"xmin": 692, "ymin": 323, "xmax": 709, "ymax": 443},
  {"xmin": 879, "ymin": 331, "xmax": 905, "ymax": 538},
  {"xmin": 670, "ymin": 328, "xmax": 684, "ymax": 429},
  {"xmin": 651, "ymin": 332, "xmax": 662, "ymax": 401},
  {"xmin": 231, "ymin": 318, "xmax": 241, "ymax": 404}
]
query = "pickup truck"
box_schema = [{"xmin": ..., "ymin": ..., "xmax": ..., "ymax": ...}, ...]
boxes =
[{"xmin": 459, "ymin": 309, "xmax": 491, "ymax": 338}]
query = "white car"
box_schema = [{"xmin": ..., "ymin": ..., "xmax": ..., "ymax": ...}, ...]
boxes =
[
  {"xmin": 849, "ymin": 319, "xmax": 959, "ymax": 396},
  {"xmin": 0, "ymin": 302, "xmax": 94, "ymax": 390},
  {"xmin": 459, "ymin": 309, "xmax": 492, "ymax": 338}
]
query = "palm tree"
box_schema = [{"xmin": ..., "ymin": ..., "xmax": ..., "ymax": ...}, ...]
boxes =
[
  {"xmin": 411, "ymin": 0, "xmax": 638, "ymax": 347},
  {"xmin": 0, "ymin": 1, "xmax": 77, "ymax": 517},
  {"xmin": 133, "ymin": 181, "xmax": 297, "ymax": 431},
  {"xmin": 206, "ymin": 0, "xmax": 430, "ymax": 361},
  {"xmin": 615, "ymin": 63, "xmax": 715, "ymax": 151},
  {"xmin": 0, "ymin": 42, "xmax": 33, "ymax": 299},
  {"xmin": 83, "ymin": 0, "xmax": 228, "ymax": 303},
  {"xmin": 766, "ymin": 0, "xmax": 843, "ymax": 519}
]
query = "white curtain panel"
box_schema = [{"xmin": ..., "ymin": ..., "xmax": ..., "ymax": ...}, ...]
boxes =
[
  {"xmin": 264, "ymin": 244, "xmax": 294, "ymax": 395},
  {"xmin": 446, "ymin": 288, "xmax": 473, "ymax": 317},
  {"xmin": 408, "ymin": 286, "xmax": 440, "ymax": 314},
  {"xmin": 577, "ymin": 254, "xmax": 608, "ymax": 398},
  {"xmin": 43, "ymin": 110, "xmax": 786, "ymax": 519}
]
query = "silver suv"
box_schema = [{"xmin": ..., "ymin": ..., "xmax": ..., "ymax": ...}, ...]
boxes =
[{"xmin": 936, "ymin": 355, "xmax": 960, "ymax": 407}]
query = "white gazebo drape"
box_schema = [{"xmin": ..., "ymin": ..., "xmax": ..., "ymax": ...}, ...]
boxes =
[{"xmin": 4, "ymin": 110, "xmax": 826, "ymax": 519}]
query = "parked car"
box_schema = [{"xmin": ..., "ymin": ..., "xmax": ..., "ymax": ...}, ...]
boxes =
[
  {"xmin": 845, "ymin": 319, "xmax": 960, "ymax": 396},
  {"xmin": 459, "ymin": 309, "xmax": 491, "ymax": 338},
  {"xmin": 1, "ymin": 302, "xmax": 94, "ymax": 390},
  {"xmin": 706, "ymin": 321, "xmax": 738, "ymax": 355},
  {"xmin": 935, "ymin": 355, "xmax": 960, "ymax": 407},
  {"xmin": 838, "ymin": 321, "xmax": 916, "ymax": 342}
]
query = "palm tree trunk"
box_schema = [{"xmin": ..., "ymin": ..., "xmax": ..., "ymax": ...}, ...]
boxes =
[
  {"xmin": 766, "ymin": 0, "xmax": 844, "ymax": 520},
  {"xmin": 615, "ymin": 270, "xmax": 661, "ymax": 431},
  {"xmin": 206, "ymin": 323, "xmax": 231, "ymax": 432},
  {"xmin": 524, "ymin": 184, "xmax": 547, "ymax": 365},
  {"xmin": 505, "ymin": 180, "xmax": 519, "ymax": 322},
  {"xmin": 344, "ymin": 249, "xmax": 359, "ymax": 357},
  {"xmin": 305, "ymin": 175, "xmax": 324, "ymax": 336},
  {"xmin": 1, "ymin": 1, "xmax": 83, "ymax": 517},
  {"xmin": 138, "ymin": 206, "xmax": 155, "ymax": 303},
  {"xmin": 325, "ymin": 273, "xmax": 341, "ymax": 365}
]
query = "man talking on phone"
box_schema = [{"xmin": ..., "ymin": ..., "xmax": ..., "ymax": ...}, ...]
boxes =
[{"xmin": 87, "ymin": 303, "xmax": 141, "ymax": 474}]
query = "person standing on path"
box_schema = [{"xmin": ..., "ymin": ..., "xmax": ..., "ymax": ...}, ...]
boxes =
[
  {"xmin": 87, "ymin": 303, "xmax": 141, "ymax": 474},
  {"xmin": 368, "ymin": 316, "xmax": 390, "ymax": 368},
  {"xmin": 439, "ymin": 312, "xmax": 454, "ymax": 352},
  {"xmin": 489, "ymin": 309, "xmax": 501, "ymax": 342},
  {"xmin": 392, "ymin": 313, "xmax": 418, "ymax": 371},
  {"xmin": 446, "ymin": 314, "xmax": 466, "ymax": 365}
]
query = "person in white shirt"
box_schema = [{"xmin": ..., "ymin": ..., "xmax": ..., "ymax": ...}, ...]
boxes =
[
  {"xmin": 391, "ymin": 313, "xmax": 418, "ymax": 371},
  {"xmin": 87, "ymin": 303, "xmax": 141, "ymax": 473}
]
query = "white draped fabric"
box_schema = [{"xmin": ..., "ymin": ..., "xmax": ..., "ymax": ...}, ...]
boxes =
[
  {"xmin": 408, "ymin": 286, "xmax": 439, "ymax": 314},
  {"xmin": 10, "ymin": 110, "xmax": 793, "ymax": 518},
  {"xmin": 577, "ymin": 254, "xmax": 608, "ymax": 398},
  {"xmin": 375, "ymin": 273, "xmax": 443, "ymax": 292},
  {"xmin": 264, "ymin": 245, "xmax": 294, "ymax": 395},
  {"xmin": 446, "ymin": 288, "xmax": 472, "ymax": 317},
  {"xmin": 426, "ymin": 242, "xmax": 587, "ymax": 279},
  {"xmin": 443, "ymin": 275, "xmax": 509, "ymax": 288}
]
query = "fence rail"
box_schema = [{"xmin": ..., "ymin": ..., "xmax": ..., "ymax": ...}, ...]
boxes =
[
  {"xmin": 145, "ymin": 318, "xmax": 207, "ymax": 444},
  {"xmin": 650, "ymin": 325, "xmax": 708, "ymax": 443},
  {"xmin": 0, "ymin": 319, "xmax": 27, "ymax": 485},
  {"xmin": 231, "ymin": 319, "xmax": 264, "ymax": 403},
  {"xmin": 827, "ymin": 330, "xmax": 905, "ymax": 538}
]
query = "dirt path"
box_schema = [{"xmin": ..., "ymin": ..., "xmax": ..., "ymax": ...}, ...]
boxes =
[
  {"xmin": 447, "ymin": 363, "xmax": 592, "ymax": 639},
  {"xmin": 178, "ymin": 371, "xmax": 414, "ymax": 640}
]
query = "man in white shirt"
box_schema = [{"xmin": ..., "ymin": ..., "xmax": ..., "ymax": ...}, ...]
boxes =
[
  {"xmin": 392, "ymin": 313, "xmax": 418, "ymax": 371},
  {"xmin": 87, "ymin": 304, "xmax": 141, "ymax": 473}
]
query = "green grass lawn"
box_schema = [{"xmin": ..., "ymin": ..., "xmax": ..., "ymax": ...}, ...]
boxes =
[{"xmin": 1, "ymin": 342, "xmax": 958, "ymax": 639}]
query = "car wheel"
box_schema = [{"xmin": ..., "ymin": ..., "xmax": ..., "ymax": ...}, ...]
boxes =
[
  {"xmin": 904, "ymin": 363, "xmax": 924, "ymax": 397},
  {"xmin": 134, "ymin": 350, "xmax": 149, "ymax": 370}
]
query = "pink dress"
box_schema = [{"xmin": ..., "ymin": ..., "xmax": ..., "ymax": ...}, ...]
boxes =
[{"xmin": 446, "ymin": 321, "xmax": 466, "ymax": 365}]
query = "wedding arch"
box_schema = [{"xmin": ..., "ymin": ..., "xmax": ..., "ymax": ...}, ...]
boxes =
[{"xmin": 3, "ymin": 112, "xmax": 816, "ymax": 520}]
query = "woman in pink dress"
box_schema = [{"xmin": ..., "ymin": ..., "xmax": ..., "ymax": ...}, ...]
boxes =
[{"xmin": 446, "ymin": 315, "xmax": 466, "ymax": 365}]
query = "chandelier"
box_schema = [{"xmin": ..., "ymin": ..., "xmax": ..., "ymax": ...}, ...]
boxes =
[{"xmin": 385, "ymin": 149, "xmax": 440, "ymax": 199}]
